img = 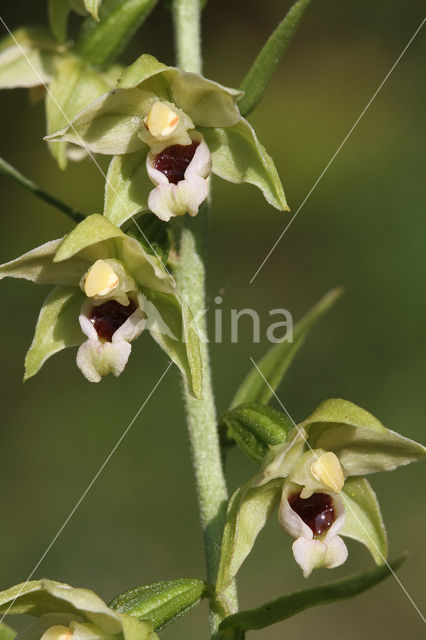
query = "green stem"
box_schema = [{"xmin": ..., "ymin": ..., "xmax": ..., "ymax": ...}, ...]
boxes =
[
  {"xmin": 172, "ymin": 1, "xmax": 238, "ymax": 634},
  {"xmin": 0, "ymin": 156, "xmax": 84, "ymax": 224},
  {"xmin": 172, "ymin": 0, "xmax": 202, "ymax": 73},
  {"xmin": 175, "ymin": 221, "xmax": 238, "ymax": 622}
]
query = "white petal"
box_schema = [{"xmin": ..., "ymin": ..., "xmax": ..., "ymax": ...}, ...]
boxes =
[
  {"xmin": 327, "ymin": 492, "xmax": 346, "ymax": 538},
  {"xmin": 323, "ymin": 535, "xmax": 348, "ymax": 569},
  {"xmin": 112, "ymin": 306, "xmax": 146, "ymax": 342},
  {"xmin": 146, "ymin": 133, "xmax": 211, "ymax": 221},
  {"xmin": 76, "ymin": 339, "xmax": 132, "ymax": 382},
  {"xmin": 148, "ymin": 177, "xmax": 208, "ymax": 221},
  {"xmin": 292, "ymin": 537, "xmax": 327, "ymax": 579},
  {"xmin": 185, "ymin": 133, "xmax": 212, "ymax": 179}
]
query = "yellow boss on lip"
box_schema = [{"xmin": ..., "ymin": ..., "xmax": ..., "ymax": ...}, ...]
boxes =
[
  {"xmin": 144, "ymin": 101, "xmax": 180, "ymax": 139},
  {"xmin": 310, "ymin": 452, "xmax": 345, "ymax": 493},
  {"xmin": 40, "ymin": 626, "xmax": 72, "ymax": 640},
  {"xmin": 84, "ymin": 260, "xmax": 119, "ymax": 297}
]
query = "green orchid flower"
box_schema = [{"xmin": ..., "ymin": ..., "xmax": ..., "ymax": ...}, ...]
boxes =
[
  {"xmin": 216, "ymin": 399, "xmax": 426, "ymax": 590},
  {"xmin": 0, "ymin": 579, "xmax": 157, "ymax": 640},
  {"xmin": 45, "ymin": 54, "xmax": 289, "ymax": 225},
  {"xmin": 0, "ymin": 25, "xmax": 122, "ymax": 169},
  {"xmin": 0, "ymin": 214, "xmax": 202, "ymax": 397}
]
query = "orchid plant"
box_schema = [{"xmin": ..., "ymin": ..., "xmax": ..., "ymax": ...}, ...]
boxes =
[{"xmin": 0, "ymin": 1, "xmax": 424, "ymax": 640}]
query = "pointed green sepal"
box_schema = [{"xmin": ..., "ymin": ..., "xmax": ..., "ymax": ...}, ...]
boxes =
[
  {"xmin": 238, "ymin": 0, "xmax": 311, "ymax": 117},
  {"xmin": 46, "ymin": 54, "xmax": 119, "ymax": 169},
  {"xmin": 231, "ymin": 288, "xmax": 342, "ymax": 408},
  {"xmin": 109, "ymin": 578, "xmax": 209, "ymax": 631},
  {"xmin": 302, "ymin": 398, "xmax": 426, "ymax": 476},
  {"xmin": 84, "ymin": 0, "xmax": 103, "ymax": 21},
  {"xmin": 341, "ymin": 477, "xmax": 388, "ymax": 565},
  {"xmin": 0, "ymin": 238, "xmax": 89, "ymax": 286},
  {"xmin": 0, "ymin": 580, "xmax": 158, "ymax": 640},
  {"xmin": 218, "ymin": 557, "xmax": 405, "ymax": 635},
  {"xmin": 143, "ymin": 289, "xmax": 203, "ymax": 399},
  {"xmin": 201, "ymin": 118, "xmax": 288, "ymax": 212},
  {"xmin": 24, "ymin": 286, "xmax": 85, "ymax": 380},
  {"xmin": 104, "ymin": 150, "xmax": 151, "ymax": 226},
  {"xmin": 216, "ymin": 479, "xmax": 282, "ymax": 594}
]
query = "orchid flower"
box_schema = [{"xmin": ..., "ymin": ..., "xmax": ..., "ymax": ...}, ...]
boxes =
[
  {"xmin": 216, "ymin": 399, "xmax": 426, "ymax": 589},
  {"xmin": 0, "ymin": 214, "xmax": 202, "ymax": 396},
  {"xmin": 0, "ymin": 579, "xmax": 158, "ymax": 640},
  {"xmin": 45, "ymin": 54, "xmax": 289, "ymax": 224}
]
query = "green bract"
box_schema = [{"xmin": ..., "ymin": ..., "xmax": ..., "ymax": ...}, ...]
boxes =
[
  {"xmin": 0, "ymin": 579, "xmax": 157, "ymax": 640},
  {"xmin": 45, "ymin": 54, "xmax": 289, "ymax": 224},
  {"xmin": 109, "ymin": 578, "xmax": 209, "ymax": 631},
  {"xmin": 0, "ymin": 214, "xmax": 202, "ymax": 397},
  {"xmin": 216, "ymin": 399, "xmax": 426, "ymax": 590}
]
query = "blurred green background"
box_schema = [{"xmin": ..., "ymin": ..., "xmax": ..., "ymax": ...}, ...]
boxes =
[{"xmin": 0, "ymin": 1, "xmax": 425, "ymax": 638}]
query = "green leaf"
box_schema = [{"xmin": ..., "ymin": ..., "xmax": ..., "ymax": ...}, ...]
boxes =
[
  {"xmin": 231, "ymin": 288, "xmax": 342, "ymax": 408},
  {"xmin": 109, "ymin": 578, "xmax": 208, "ymax": 631},
  {"xmin": 46, "ymin": 87, "xmax": 151, "ymax": 156},
  {"xmin": 301, "ymin": 398, "xmax": 426, "ymax": 476},
  {"xmin": 341, "ymin": 477, "xmax": 387, "ymax": 565},
  {"xmin": 142, "ymin": 289, "xmax": 203, "ymax": 399},
  {"xmin": 46, "ymin": 54, "xmax": 115, "ymax": 168},
  {"xmin": 201, "ymin": 118, "xmax": 288, "ymax": 211},
  {"xmin": 104, "ymin": 150, "xmax": 151, "ymax": 226},
  {"xmin": 238, "ymin": 0, "xmax": 311, "ymax": 116},
  {"xmin": 220, "ymin": 402, "xmax": 292, "ymax": 465},
  {"xmin": 76, "ymin": 0, "xmax": 159, "ymax": 69},
  {"xmin": 0, "ymin": 27, "xmax": 62, "ymax": 89},
  {"xmin": 218, "ymin": 557, "xmax": 405, "ymax": 634},
  {"xmin": 24, "ymin": 286, "xmax": 85, "ymax": 380},
  {"xmin": 125, "ymin": 213, "xmax": 172, "ymax": 264},
  {"xmin": 0, "ymin": 623, "xmax": 16, "ymax": 640},
  {"xmin": 48, "ymin": 0, "xmax": 71, "ymax": 42},
  {"xmin": 0, "ymin": 238, "xmax": 90, "ymax": 286},
  {"xmin": 216, "ymin": 479, "xmax": 282, "ymax": 594}
]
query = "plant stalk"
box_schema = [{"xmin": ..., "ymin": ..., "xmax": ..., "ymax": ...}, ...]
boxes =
[
  {"xmin": 172, "ymin": 0, "xmax": 238, "ymax": 634},
  {"xmin": 0, "ymin": 156, "xmax": 84, "ymax": 224}
]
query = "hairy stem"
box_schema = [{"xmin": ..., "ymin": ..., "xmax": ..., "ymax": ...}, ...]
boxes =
[
  {"xmin": 0, "ymin": 156, "xmax": 84, "ymax": 224},
  {"xmin": 173, "ymin": 0, "xmax": 202, "ymax": 73},
  {"xmin": 173, "ymin": 0, "xmax": 238, "ymax": 634}
]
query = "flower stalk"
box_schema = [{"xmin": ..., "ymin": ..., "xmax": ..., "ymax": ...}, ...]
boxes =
[
  {"xmin": 0, "ymin": 156, "xmax": 84, "ymax": 223},
  {"xmin": 172, "ymin": 0, "xmax": 238, "ymax": 632}
]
